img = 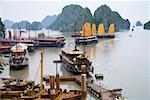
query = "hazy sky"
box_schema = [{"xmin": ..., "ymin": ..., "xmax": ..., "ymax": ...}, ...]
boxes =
[{"xmin": 0, "ymin": 0, "xmax": 149, "ymax": 24}]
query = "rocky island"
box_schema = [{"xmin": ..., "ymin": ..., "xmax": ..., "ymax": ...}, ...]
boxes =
[
  {"xmin": 49, "ymin": 4, "xmax": 130, "ymax": 32},
  {"xmin": 136, "ymin": 21, "xmax": 142, "ymax": 26},
  {"xmin": 144, "ymin": 21, "xmax": 150, "ymax": 30}
]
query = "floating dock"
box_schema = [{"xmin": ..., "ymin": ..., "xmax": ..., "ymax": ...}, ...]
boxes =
[{"xmin": 43, "ymin": 75, "xmax": 122, "ymax": 100}]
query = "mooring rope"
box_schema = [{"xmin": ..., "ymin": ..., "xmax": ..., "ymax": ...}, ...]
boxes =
[{"xmin": 34, "ymin": 62, "xmax": 41, "ymax": 82}]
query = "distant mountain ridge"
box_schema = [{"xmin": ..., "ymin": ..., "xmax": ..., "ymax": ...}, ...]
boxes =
[
  {"xmin": 3, "ymin": 20, "xmax": 14, "ymax": 28},
  {"xmin": 50, "ymin": 4, "xmax": 130, "ymax": 32},
  {"xmin": 41, "ymin": 15, "xmax": 57, "ymax": 28},
  {"xmin": 4, "ymin": 15, "xmax": 57, "ymax": 30}
]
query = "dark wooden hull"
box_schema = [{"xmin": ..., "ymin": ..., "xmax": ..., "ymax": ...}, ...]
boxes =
[
  {"xmin": 10, "ymin": 63, "xmax": 28, "ymax": 70},
  {"xmin": 97, "ymin": 35, "xmax": 115, "ymax": 39},
  {"xmin": 37, "ymin": 42, "xmax": 65, "ymax": 47},
  {"xmin": 60, "ymin": 54, "xmax": 82, "ymax": 74},
  {"xmin": 75, "ymin": 36, "xmax": 98, "ymax": 45}
]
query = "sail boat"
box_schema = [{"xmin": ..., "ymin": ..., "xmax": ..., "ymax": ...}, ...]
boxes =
[
  {"xmin": 97, "ymin": 23, "xmax": 105, "ymax": 38},
  {"xmin": 97, "ymin": 23, "xmax": 115, "ymax": 38},
  {"xmin": 75, "ymin": 22, "xmax": 98, "ymax": 45},
  {"xmin": 107, "ymin": 23, "xmax": 115, "ymax": 38}
]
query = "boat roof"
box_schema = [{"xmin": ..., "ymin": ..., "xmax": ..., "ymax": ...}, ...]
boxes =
[
  {"xmin": 69, "ymin": 50, "xmax": 83, "ymax": 55},
  {"xmin": 12, "ymin": 47, "xmax": 24, "ymax": 53},
  {"xmin": 11, "ymin": 43, "xmax": 28, "ymax": 51}
]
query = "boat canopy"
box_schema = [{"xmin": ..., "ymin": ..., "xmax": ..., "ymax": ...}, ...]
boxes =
[
  {"xmin": 11, "ymin": 43, "xmax": 28, "ymax": 51},
  {"xmin": 108, "ymin": 23, "xmax": 115, "ymax": 34},
  {"xmin": 12, "ymin": 47, "xmax": 24, "ymax": 53},
  {"xmin": 91, "ymin": 23, "xmax": 96, "ymax": 36},
  {"xmin": 69, "ymin": 50, "xmax": 83, "ymax": 55},
  {"xmin": 98, "ymin": 23, "xmax": 105, "ymax": 35},
  {"xmin": 82, "ymin": 22, "xmax": 91, "ymax": 37}
]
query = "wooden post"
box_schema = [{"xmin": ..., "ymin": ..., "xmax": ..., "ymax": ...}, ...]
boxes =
[
  {"xmin": 39, "ymin": 52, "xmax": 44, "ymax": 99},
  {"xmin": 49, "ymin": 76, "xmax": 55, "ymax": 89},
  {"xmin": 81, "ymin": 74, "xmax": 87, "ymax": 100},
  {"xmin": 55, "ymin": 63, "xmax": 60, "ymax": 89}
]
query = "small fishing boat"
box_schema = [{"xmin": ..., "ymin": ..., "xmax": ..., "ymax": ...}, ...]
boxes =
[
  {"xmin": 97, "ymin": 23, "xmax": 115, "ymax": 38},
  {"xmin": 1, "ymin": 78, "xmax": 34, "ymax": 91},
  {"xmin": 75, "ymin": 22, "xmax": 98, "ymax": 45},
  {"xmin": 9, "ymin": 43, "xmax": 29, "ymax": 70},
  {"xmin": 60, "ymin": 46, "xmax": 94, "ymax": 75},
  {"xmin": 34, "ymin": 33, "xmax": 65, "ymax": 47}
]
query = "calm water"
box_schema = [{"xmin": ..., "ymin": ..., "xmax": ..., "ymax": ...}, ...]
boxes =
[{"xmin": 0, "ymin": 27, "xmax": 149, "ymax": 100}]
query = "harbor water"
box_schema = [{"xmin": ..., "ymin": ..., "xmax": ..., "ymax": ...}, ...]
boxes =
[{"xmin": 0, "ymin": 27, "xmax": 149, "ymax": 100}]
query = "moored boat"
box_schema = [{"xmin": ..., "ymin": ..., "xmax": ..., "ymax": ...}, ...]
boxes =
[
  {"xmin": 9, "ymin": 43, "xmax": 29, "ymax": 70},
  {"xmin": 97, "ymin": 23, "xmax": 115, "ymax": 38},
  {"xmin": 34, "ymin": 33, "xmax": 65, "ymax": 47},
  {"xmin": 75, "ymin": 22, "xmax": 98, "ymax": 45},
  {"xmin": 60, "ymin": 46, "xmax": 94, "ymax": 75}
]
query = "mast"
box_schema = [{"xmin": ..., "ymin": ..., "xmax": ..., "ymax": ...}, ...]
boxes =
[
  {"xmin": 83, "ymin": 16, "xmax": 86, "ymax": 57},
  {"xmin": 74, "ymin": 21, "xmax": 77, "ymax": 49}
]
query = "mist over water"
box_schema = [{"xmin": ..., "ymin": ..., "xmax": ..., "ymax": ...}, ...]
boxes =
[{"xmin": 0, "ymin": 26, "xmax": 149, "ymax": 100}]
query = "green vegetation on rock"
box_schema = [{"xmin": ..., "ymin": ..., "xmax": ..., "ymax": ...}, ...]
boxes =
[
  {"xmin": 144, "ymin": 21, "xmax": 150, "ymax": 30},
  {"xmin": 50, "ymin": 4, "xmax": 130, "ymax": 32}
]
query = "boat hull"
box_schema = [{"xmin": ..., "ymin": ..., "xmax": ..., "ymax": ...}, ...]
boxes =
[
  {"xmin": 75, "ymin": 36, "xmax": 98, "ymax": 45},
  {"xmin": 97, "ymin": 35, "xmax": 115, "ymax": 39},
  {"xmin": 60, "ymin": 54, "xmax": 83, "ymax": 74},
  {"xmin": 60, "ymin": 54, "xmax": 91, "ymax": 75},
  {"xmin": 10, "ymin": 63, "xmax": 28, "ymax": 70},
  {"xmin": 37, "ymin": 42, "xmax": 65, "ymax": 47}
]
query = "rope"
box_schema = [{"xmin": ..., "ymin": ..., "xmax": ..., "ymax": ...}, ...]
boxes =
[{"xmin": 34, "ymin": 62, "xmax": 41, "ymax": 82}]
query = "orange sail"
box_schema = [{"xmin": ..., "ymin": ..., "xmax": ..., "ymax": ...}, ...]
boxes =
[
  {"xmin": 91, "ymin": 23, "xmax": 96, "ymax": 36},
  {"xmin": 98, "ymin": 23, "xmax": 105, "ymax": 35},
  {"xmin": 82, "ymin": 22, "xmax": 91, "ymax": 37},
  {"xmin": 108, "ymin": 24, "xmax": 115, "ymax": 34}
]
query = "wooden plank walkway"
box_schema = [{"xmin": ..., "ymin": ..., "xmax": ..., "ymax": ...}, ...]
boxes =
[{"xmin": 43, "ymin": 75, "xmax": 119, "ymax": 100}]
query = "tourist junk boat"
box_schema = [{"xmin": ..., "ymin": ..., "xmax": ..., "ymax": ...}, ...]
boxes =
[
  {"xmin": 9, "ymin": 43, "xmax": 29, "ymax": 70},
  {"xmin": 34, "ymin": 33, "xmax": 65, "ymax": 47},
  {"xmin": 60, "ymin": 45, "xmax": 94, "ymax": 75},
  {"xmin": 75, "ymin": 22, "xmax": 98, "ymax": 45},
  {"xmin": 97, "ymin": 23, "xmax": 115, "ymax": 38}
]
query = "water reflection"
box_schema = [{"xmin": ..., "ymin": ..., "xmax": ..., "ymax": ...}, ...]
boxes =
[
  {"xmin": 79, "ymin": 44, "xmax": 97, "ymax": 58},
  {"xmin": 9, "ymin": 66, "xmax": 29, "ymax": 79}
]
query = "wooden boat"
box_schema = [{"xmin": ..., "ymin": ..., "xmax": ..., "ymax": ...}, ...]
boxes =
[
  {"xmin": 60, "ymin": 46, "xmax": 94, "ymax": 75},
  {"xmin": 71, "ymin": 32, "xmax": 82, "ymax": 37},
  {"xmin": 9, "ymin": 43, "xmax": 29, "ymax": 70},
  {"xmin": 1, "ymin": 78, "xmax": 34, "ymax": 91},
  {"xmin": 97, "ymin": 23, "xmax": 115, "ymax": 38},
  {"xmin": 0, "ymin": 45, "xmax": 11, "ymax": 54},
  {"xmin": 75, "ymin": 22, "xmax": 98, "ymax": 45},
  {"xmin": 34, "ymin": 33, "xmax": 65, "ymax": 47}
]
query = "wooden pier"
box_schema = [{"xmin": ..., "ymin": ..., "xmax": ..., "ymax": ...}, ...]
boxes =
[{"xmin": 43, "ymin": 75, "xmax": 122, "ymax": 100}]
